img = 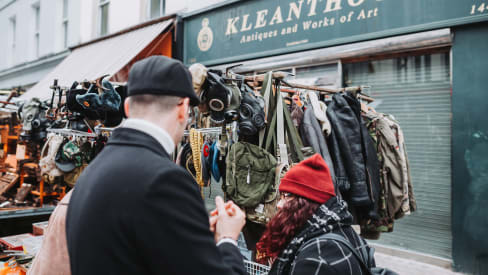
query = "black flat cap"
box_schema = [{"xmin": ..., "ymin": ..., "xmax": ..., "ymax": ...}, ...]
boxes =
[{"xmin": 128, "ymin": 56, "xmax": 200, "ymax": 106}]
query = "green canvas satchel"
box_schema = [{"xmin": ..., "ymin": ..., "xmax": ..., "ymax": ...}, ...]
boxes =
[{"xmin": 224, "ymin": 142, "xmax": 277, "ymax": 208}]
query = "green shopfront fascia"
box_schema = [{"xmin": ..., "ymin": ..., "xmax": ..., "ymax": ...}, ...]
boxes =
[{"xmin": 183, "ymin": 1, "xmax": 488, "ymax": 274}]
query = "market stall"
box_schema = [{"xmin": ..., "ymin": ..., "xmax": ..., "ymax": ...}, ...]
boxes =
[{"xmin": 177, "ymin": 65, "xmax": 416, "ymax": 262}]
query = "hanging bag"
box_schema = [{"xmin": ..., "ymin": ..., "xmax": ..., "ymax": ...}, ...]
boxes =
[
  {"xmin": 39, "ymin": 134, "xmax": 64, "ymax": 184},
  {"xmin": 241, "ymin": 72, "xmax": 305, "ymax": 224},
  {"xmin": 224, "ymin": 73, "xmax": 280, "ymax": 223},
  {"xmin": 225, "ymin": 142, "xmax": 277, "ymax": 208}
]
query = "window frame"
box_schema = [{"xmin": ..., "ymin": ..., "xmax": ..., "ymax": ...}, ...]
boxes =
[
  {"xmin": 148, "ymin": 0, "xmax": 165, "ymax": 19},
  {"xmin": 9, "ymin": 16, "xmax": 16, "ymax": 50},
  {"xmin": 98, "ymin": 0, "xmax": 110, "ymax": 36}
]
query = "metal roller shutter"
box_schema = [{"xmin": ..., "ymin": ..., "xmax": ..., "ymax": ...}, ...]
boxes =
[{"xmin": 343, "ymin": 52, "xmax": 452, "ymax": 259}]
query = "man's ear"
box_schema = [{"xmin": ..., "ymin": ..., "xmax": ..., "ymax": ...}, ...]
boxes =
[
  {"xmin": 177, "ymin": 98, "xmax": 190, "ymax": 122},
  {"xmin": 124, "ymin": 98, "xmax": 130, "ymax": 118}
]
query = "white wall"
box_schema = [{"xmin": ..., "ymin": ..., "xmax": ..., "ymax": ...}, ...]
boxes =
[
  {"xmin": 0, "ymin": 0, "xmax": 227, "ymax": 87},
  {"xmin": 0, "ymin": 0, "xmax": 80, "ymax": 71},
  {"xmin": 109, "ymin": 0, "xmax": 141, "ymax": 34}
]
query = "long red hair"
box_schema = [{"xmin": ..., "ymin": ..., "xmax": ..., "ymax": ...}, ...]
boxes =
[{"xmin": 255, "ymin": 196, "xmax": 320, "ymax": 264}]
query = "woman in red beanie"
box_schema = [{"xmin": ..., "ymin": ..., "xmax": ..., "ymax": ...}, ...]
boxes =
[{"xmin": 256, "ymin": 154, "xmax": 375, "ymax": 275}]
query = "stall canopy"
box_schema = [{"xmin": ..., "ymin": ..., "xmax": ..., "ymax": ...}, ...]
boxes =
[{"xmin": 22, "ymin": 17, "xmax": 175, "ymax": 100}]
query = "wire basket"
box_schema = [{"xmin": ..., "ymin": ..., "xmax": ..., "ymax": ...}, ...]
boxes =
[{"xmin": 244, "ymin": 260, "xmax": 270, "ymax": 275}]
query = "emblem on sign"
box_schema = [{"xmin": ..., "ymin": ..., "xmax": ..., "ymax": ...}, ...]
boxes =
[{"xmin": 197, "ymin": 18, "xmax": 213, "ymax": 52}]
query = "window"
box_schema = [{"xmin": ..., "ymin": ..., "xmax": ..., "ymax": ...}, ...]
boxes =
[
  {"xmin": 149, "ymin": 0, "xmax": 165, "ymax": 19},
  {"xmin": 62, "ymin": 0, "xmax": 69, "ymax": 48},
  {"xmin": 10, "ymin": 17, "xmax": 16, "ymax": 50},
  {"xmin": 8, "ymin": 16, "xmax": 16, "ymax": 66},
  {"xmin": 99, "ymin": 0, "xmax": 109, "ymax": 36},
  {"xmin": 33, "ymin": 4, "xmax": 40, "ymax": 57}
]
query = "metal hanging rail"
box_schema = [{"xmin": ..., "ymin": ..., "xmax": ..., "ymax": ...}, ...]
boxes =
[
  {"xmin": 183, "ymin": 127, "xmax": 222, "ymax": 137},
  {"xmin": 94, "ymin": 125, "xmax": 117, "ymax": 134},
  {"xmin": 237, "ymin": 71, "xmax": 375, "ymax": 102},
  {"xmin": 46, "ymin": 128, "xmax": 97, "ymax": 138}
]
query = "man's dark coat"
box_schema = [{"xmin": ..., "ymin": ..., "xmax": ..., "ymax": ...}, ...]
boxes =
[{"xmin": 66, "ymin": 128, "xmax": 245, "ymax": 275}]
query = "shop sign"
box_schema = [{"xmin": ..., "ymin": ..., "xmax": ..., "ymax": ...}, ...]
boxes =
[{"xmin": 184, "ymin": 0, "xmax": 488, "ymax": 65}]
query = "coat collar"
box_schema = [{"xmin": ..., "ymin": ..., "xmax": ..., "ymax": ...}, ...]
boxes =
[
  {"xmin": 121, "ymin": 119, "xmax": 175, "ymax": 155},
  {"xmin": 107, "ymin": 127, "xmax": 170, "ymax": 158}
]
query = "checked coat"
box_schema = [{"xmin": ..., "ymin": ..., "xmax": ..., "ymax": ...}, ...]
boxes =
[{"xmin": 269, "ymin": 197, "xmax": 375, "ymax": 275}]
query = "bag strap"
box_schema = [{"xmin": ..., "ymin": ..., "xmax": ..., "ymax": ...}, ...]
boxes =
[
  {"xmin": 281, "ymin": 89, "xmax": 304, "ymax": 162},
  {"xmin": 275, "ymin": 83, "xmax": 289, "ymax": 165},
  {"xmin": 317, "ymin": 233, "xmax": 373, "ymax": 275},
  {"xmin": 259, "ymin": 73, "xmax": 304, "ymax": 164},
  {"xmin": 259, "ymin": 72, "xmax": 274, "ymax": 148}
]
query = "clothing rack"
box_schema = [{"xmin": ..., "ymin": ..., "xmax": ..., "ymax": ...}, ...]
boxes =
[
  {"xmin": 183, "ymin": 127, "xmax": 222, "ymax": 137},
  {"xmin": 241, "ymin": 72, "xmax": 374, "ymax": 102},
  {"xmin": 47, "ymin": 128, "xmax": 97, "ymax": 138},
  {"xmin": 0, "ymin": 107, "xmax": 18, "ymax": 113},
  {"xmin": 279, "ymin": 80, "xmax": 374, "ymax": 103},
  {"xmin": 94, "ymin": 125, "xmax": 116, "ymax": 134}
]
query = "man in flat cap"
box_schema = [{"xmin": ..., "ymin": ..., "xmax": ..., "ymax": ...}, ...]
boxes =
[{"xmin": 66, "ymin": 56, "xmax": 246, "ymax": 275}]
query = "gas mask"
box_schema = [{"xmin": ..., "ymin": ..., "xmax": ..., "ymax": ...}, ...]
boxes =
[
  {"xmin": 18, "ymin": 98, "xmax": 51, "ymax": 141},
  {"xmin": 203, "ymin": 71, "xmax": 241, "ymax": 124},
  {"xmin": 238, "ymin": 86, "xmax": 265, "ymax": 136}
]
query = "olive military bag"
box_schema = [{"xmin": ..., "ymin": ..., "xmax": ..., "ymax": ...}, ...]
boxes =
[{"xmin": 224, "ymin": 141, "xmax": 277, "ymax": 208}]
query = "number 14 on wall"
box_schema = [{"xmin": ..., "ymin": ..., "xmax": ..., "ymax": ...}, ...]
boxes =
[{"xmin": 471, "ymin": 3, "xmax": 488, "ymax": 14}]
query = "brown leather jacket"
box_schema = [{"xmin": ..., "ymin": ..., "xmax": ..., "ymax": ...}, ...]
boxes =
[{"xmin": 28, "ymin": 190, "xmax": 72, "ymax": 275}]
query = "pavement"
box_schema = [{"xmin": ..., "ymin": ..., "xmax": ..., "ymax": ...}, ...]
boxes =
[{"xmin": 375, "ymin": 252, "xmax": 465, "ymax": 275}]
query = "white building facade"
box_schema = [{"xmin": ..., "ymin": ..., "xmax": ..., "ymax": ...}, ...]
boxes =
[{"xmin": 0, "ymin": 0, "xmax": 225, "ymax": 90}]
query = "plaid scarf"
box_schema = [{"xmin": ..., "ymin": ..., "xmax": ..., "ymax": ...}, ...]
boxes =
[{"xmin": 269, "ymin": 196, "xmax": 353, "ymax": 275}]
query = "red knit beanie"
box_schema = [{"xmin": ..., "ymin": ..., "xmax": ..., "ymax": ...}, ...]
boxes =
[{"xmin": 279, "ymin": 154, "xmax": 335, "ymax": 204}]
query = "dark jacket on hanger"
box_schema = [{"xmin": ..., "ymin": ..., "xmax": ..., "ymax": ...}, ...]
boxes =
[
  {"xmin": 326, "ymin": 92, "xmax": 380, "ymax": 218},
  {"xmin": 66, "ymin": 128, "xmax": 246, "ymax": 275},
  {"xmin": 299, "ymin": 105, "xmax": 336, "ymax": 182}
]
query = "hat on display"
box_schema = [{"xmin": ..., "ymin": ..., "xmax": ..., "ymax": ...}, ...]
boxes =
[
  {"xmin": 66, "ymin": 88, "xmax": 100, "ymax": 120},
  {"xmin": 66, "ymin": 89, "xmax": 87, "ymax": 113},
  {"xmin": 201, "ymin": 141, "xmax": 212, "ymax": 186},
  {"xmin": 103, "ymin": 110, "xmax": 123, "ymax": 127},
  {"xmin": 128, "ymin": 56, "xmax": 200, "ymax": 106},
  {"xmin": 179, "ymin": 143, "xmax": 196, "ymax": 178},
  {"xmin": 210, "ymin": 141, "xmax": 221, "ymax": 181},
  {"xmin": 279, "ymin": 154, "xmax": 336, "ymax": 204},
  {"xmin": 189, "ymin": 63, "xmax": 208, "ymax": 97},
  {"xmin": 55, "ymin": 143, "xmax": 75, "ymax": 173},
  {"xmin": 64, "ymin": 164, "xmax": 87, "ymax": 187},
  {"xmin": 76, "ymin": 78, "xmax": 121, "ymax": 112},
  {"xmin": 55, "ymin": 141, "xmax": 84, "ymax": 173},
  {"xmin": 62, "ymin": 141, "xmax": 83, "ymax": 167}
]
